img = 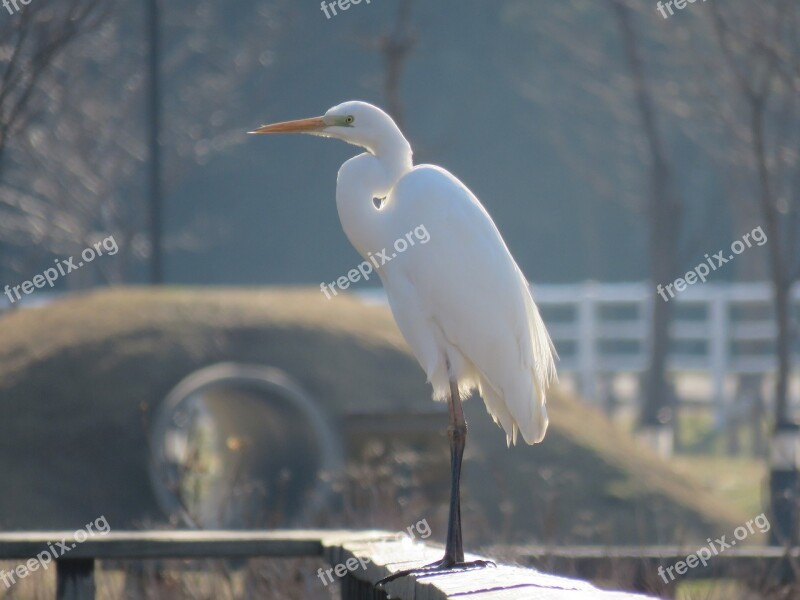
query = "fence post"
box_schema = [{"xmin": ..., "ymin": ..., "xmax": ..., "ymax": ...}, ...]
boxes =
[
  {"xmin": 56, "ymin": 559, "xmax": 95, "ymax": 600},
  {"xmin": 578, "ymin": 284, "xmax": 598, "ymax": 403},
  {"xmin": 709, "ymin": 292, "xmax": 729, "ymax": 430}
]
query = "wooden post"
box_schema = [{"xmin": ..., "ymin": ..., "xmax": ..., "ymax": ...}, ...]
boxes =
[
  {"xmin": 56, "ymin": 559, "xmax": 95, "ymax": 600},
  {"xmin": 341, "ymin": 572, "xmax": 387, "ymax": 600},
  {"xmin": 709, "ymin": 292, "xmax": 729, "ymax": 430},
  {"xmin": 577, "ymin": 284, "xmax": 597, "ymax": 402}
]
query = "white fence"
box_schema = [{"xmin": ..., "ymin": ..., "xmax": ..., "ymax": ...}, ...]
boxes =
[{"xmin": 534, "ymin": 282, "xmax": 800, "ymax": 423}]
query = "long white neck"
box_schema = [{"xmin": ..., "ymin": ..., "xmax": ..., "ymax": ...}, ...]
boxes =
[{"xmin": 336, "ymin": 135, "xmax": 413, "ymax": 260}]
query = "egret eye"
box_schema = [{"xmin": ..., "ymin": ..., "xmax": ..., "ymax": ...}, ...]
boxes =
[{"xmin": 345, "ymin": 116, "xmax": 355, "ymax": 125}]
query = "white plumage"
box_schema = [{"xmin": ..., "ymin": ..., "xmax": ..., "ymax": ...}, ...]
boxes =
[
  {"xmin": 376, "ymin": 165, "xmax": 557, "ymax": 445},
  {"xmin": 252, "ymin": 100, "xmax": 557, "ymax": 446}
]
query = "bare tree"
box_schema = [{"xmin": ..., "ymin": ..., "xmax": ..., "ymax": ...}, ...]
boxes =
[
  {"xmin": 354, "ymin": 0, "xmax": 416, "ymax": 130},
  {"xmin": 0, "ymin": 0, "xmax": 108, "ymax": 283},
  {"xmin": 609, "ymin": 0, "xmax": 684, "ymax": 440},
  {"xmin": 0, "ymin": 0, "xmax": 286, "ymax": 284},
  {"xmin": 379, "ymin": 0, "xmax": 415, "ymax": 130},
  {"xmin": 705, "ymin": 0, "xmax": 800, "ymax": 431},
  {"xmin": 0, "ymin": 0, "xmax": 106, "ymax": 178},
  {"xmin": 519, "ymin": 0, "xmax": 705, "ymax": 447}
]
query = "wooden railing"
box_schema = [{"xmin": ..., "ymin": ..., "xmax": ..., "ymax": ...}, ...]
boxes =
[
  {"xmin": 492, "ymin": 544, "xmax": 800, "ymax": 594},
  {"xmin": 0, "ymin": 531, "xmax": 661, "ymax": 600}
]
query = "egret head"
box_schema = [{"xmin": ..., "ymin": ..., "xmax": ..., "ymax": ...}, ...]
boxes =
[{"xmin": 250, "ymin": 101, "xmax": 408, "ymax": 156}]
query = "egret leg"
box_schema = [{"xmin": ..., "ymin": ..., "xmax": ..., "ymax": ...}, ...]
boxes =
[
  {"xmin": 443, "ymin": 375, "xmax": 466, "ymax": 563},
  {"xmin": 376, "ymin": 378, "xmax": 495, "ymax": 588}
]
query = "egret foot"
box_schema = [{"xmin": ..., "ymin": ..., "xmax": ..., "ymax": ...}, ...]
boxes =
[
  {"xmin": 376, "ymin": 378, "xmax": 495, "ymax": 589},
  {"xmin": 376, "ymin": 558, "xmax": 495, "ymax": 587}
]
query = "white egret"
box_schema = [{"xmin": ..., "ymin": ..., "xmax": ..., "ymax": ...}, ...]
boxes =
[{"xmin": 250, "ymin": 101, "xmax": 557, "ymax": 579}]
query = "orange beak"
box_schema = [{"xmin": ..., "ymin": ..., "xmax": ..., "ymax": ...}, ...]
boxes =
[{"xmin": 248, "ymin": 116, "xmax": 327, "ymax": 135}]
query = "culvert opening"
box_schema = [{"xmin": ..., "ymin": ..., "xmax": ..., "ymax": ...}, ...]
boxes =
[{"xmin": 149, "ymin": 363, "xmax": 342, "ymax": 529}]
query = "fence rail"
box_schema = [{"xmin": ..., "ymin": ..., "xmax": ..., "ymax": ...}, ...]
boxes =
[
  {"xmin": 5, "ymin": 283, "xmax": 798, "ymax": 426},
  {"xmin": 0, "ymin": 530, "xmax": 659, "ymax": 600},
  {"xmin": 490, "ymin": 544, "xmax": 799, "ymax": 596},
  {"xmin": 361, "ymin": 282, "xmax": 800, "ymax": 424},
  {"xmin": 533, "ymin": 282, "xmax": 800, "ymax": 424}
]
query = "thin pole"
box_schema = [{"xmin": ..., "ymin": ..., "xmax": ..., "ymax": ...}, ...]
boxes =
[{"xmin": 146, "ymin": 0, "xmax": 163, "ymax": 284}]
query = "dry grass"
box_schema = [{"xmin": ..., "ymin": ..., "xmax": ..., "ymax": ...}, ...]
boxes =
[{"xmin": 0, "ymin": 287, "xmax": 752, "ymax": 548}]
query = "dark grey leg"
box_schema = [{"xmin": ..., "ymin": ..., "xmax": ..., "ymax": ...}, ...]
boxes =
[
  {"xmin": 376, "ymin": 378, "xmax": 494, "ymax": 588},
  {"xmin": 442, "ymin": 376, "xmax": 466, "ymax": 564}
]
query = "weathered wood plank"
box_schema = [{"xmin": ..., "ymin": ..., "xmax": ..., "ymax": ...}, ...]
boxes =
[
  {"xmin": 502, "ymin": 544, "xmax": 800, "ymax": 559},
  {"xmin": 497, "ymin": 544, "xmax": 799, "ymax": 581},
  {"xmin": 0, "ymin": 530, "xmax": 362, "ymax": 560},
  {"xmin": 324, "ymin": 535, "xmax": 661, "ymax": 600},
  {"xmin": 2, "ymin": 531, "xmax": 744, "ymax": 598}
]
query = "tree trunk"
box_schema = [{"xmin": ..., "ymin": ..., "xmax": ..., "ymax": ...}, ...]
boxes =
[
  {"xmin": 751, "ymin": 101, "xmax": 792, "ymax": 429},
  {"xmin": 773, "ymin": 280, "xmax": 792, "ymax": 429},
  {"xmin": 611, "ymin": 0, "xmax": 682, "ymax": 433}
]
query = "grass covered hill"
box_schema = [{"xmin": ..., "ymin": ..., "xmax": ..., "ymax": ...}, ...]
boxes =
[{"xmin": 0, "ymin": 287, "xmax": 746, "ymax": 544}]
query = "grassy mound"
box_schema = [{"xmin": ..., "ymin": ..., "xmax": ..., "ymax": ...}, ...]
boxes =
[{"xmin": 0, "ymin": 287, "xmax": 746, "ymax": 544}]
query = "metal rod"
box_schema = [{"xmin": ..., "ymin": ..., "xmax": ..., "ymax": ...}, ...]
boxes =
[{"xmin": 145, "ymin": 0, "xmax": 163, "ymax": 284}]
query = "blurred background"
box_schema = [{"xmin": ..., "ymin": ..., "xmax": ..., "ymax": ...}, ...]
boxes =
[{"xmin": 0, "ymin": 0, "xmax": 798, "ymax": 598}]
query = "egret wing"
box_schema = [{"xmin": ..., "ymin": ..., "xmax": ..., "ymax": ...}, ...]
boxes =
[{"xmin": 381, "ymin": 166, "xmax": 556, "ymax": 445}]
